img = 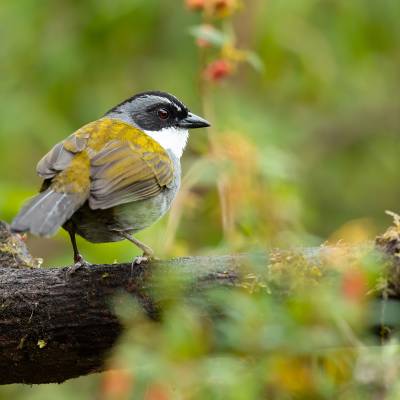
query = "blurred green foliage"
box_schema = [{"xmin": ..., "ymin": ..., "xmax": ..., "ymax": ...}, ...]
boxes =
[
  {"xmin": 1, "ymin": 0, "xmax": 399, "ymax": 265},
  {"xmin": 1, "ymin": 0, "xmax": 400, "ymax": 398}
]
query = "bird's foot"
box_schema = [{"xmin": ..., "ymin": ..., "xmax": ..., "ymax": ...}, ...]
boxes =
[
  {"xmin": 132, "ymin": 255, "xmax": 150, "ymax": 265},
  {"xmin": 67, "ymin": 254, "xmax": 90, "ymax": 276},
  {"xmin": 131, "ymin": 253, "xmax": 158, "ymax": 266}
]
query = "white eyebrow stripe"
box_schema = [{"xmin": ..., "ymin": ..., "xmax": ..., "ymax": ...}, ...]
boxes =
[{"xmin": 141, "ymin": 94, "xmax": 186, "ymax": 114}]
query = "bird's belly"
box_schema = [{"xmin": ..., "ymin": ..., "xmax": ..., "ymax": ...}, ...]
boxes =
[
  {"xmin": 114, "ymin": 192, "xmax": 172, "ymax": 232},
  {"xmin": 69, "ymin": 188, "xmax": 177, "ymax": 243}
]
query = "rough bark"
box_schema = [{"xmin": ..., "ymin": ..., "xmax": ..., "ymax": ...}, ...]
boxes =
[
  {"xmin": 0, "ymin": 254, "xmax": 258, "ymax": 385},
  {"xmin": 0, "ymin": 220, "xmax": 398, "ymax": 385}
]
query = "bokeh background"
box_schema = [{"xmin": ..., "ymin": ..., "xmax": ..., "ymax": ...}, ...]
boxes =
[
  {"xmin": 1, "ymin": 0, "xmax": 399, "ymax": 266},
  {"xmin": 1, "ymin": 0, "xmax": 400, "ymax": 398}
]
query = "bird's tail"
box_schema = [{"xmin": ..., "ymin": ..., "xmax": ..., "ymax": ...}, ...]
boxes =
[{"xmin": 11, "ymin": 189, "xmax": 86, "ymax": 237}]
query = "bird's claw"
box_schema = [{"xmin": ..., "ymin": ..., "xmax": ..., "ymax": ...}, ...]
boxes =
[
  {"xmin": 131, "ymin": 254, "xmax": 158, "ymax": 267},
  {"xmin": 132, "ymin": 255, "xmax": 150, "ymax": 266},
  {"xmin": 66, "ymin": 255, "xmax": 90, "ymax": 276}
]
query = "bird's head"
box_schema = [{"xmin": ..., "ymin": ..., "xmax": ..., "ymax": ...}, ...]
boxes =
[{"xmin": 105, "ymin": 91, "xmax": 210, "ymax": 158}]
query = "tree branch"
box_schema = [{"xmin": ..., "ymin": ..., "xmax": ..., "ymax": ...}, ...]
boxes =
[{"xmin": 0, "ymin": 220, "xmax": 398, "ymax": 384}]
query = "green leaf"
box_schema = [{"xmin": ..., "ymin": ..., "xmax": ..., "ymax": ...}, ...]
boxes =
[
  {"xmin": 189, "ymin": 25, "xmax": 229, "ymax": 47},
  {"xmin": 245, "ymin": 51, "xmax": 265, "ymax": 72}
]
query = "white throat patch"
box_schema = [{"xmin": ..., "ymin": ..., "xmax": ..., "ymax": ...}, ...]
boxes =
[{"xmin": 144, "ymin": 127, "xmax": 189, "ymax": 159}]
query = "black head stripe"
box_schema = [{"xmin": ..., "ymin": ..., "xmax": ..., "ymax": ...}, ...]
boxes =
[{"xmin": 106, "ymin": 91, "xmax": 188, "ymax": 115}]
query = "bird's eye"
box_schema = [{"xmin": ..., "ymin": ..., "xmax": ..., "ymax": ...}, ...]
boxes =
[{"xmin": 157, "ymin": 108, "xmax": 169, "ymax": 120}]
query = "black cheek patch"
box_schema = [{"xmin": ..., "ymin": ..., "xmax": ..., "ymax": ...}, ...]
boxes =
[{"xmin": 132, "ymin": 110, "xmax": 174, "ymax": 131}]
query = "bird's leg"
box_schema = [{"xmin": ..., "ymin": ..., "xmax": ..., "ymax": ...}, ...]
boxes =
[
  {"xmin": 117, "ymin": 231, "xmax": 156, "ymax": 265},
  {"xmin": 67, "ymin": 231, "xmax": 89, "ymax": 273}
]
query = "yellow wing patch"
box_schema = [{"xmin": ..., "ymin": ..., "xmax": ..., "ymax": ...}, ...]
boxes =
[
  {"xmin": 36, "ymin": 118, "xmax": 174, "ymax": 209},
  {"xmin": 52, "ymin": 152, "xmax": 91, "ymax": 194}
]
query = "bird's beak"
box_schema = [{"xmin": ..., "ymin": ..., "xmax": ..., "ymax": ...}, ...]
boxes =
[{"xmin": 178, "ymin": 112, "xmax": 210, "ymax": 129}]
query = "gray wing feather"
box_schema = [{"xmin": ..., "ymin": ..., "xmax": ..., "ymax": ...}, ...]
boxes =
[
  {"xmin": 37, "ymin": 142, "xmax": 74, "ymax": 179},
  {"xmin": 36, "ymin": 132, "xmax": 89, "ymax": 179},
  {"xmin": 14, "ymin": 131, "xmax": 91, "ymax": 236},
  {"xmin": 11, "ymin": 189, "xmax": 86, "ymax": 237}
]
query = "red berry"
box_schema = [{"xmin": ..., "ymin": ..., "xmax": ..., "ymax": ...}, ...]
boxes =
[{"xmin": 203, "ymin": 59, "xmax": 233, "ymax": 81}]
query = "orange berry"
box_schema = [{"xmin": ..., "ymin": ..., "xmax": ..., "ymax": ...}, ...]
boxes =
[
  {"xmin": 145, "ymin": 383, "xmax": 170, "ymax": 400},
  {"xmin": 214, "ymin": 0, "xmax": 229, "ymax": 10},
  {"xmin": 185, "ymin": 0, "xmax": 205, "ymax": 11},
  {"xmin": 101, "ymin": 369, "xmax": 133, "ymax": 400},
  {"xmin": 341, "ymin": 269, "xmax": 367, "ymax": 301},
  {"xmin": 211, "ymin": 0, "xmax": 239, "ymax": 17}
]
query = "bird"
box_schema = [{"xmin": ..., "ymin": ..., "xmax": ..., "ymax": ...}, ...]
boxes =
[{"xmin": 11, "ymin": 91, "xmax": 210, "ymax": 267}]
